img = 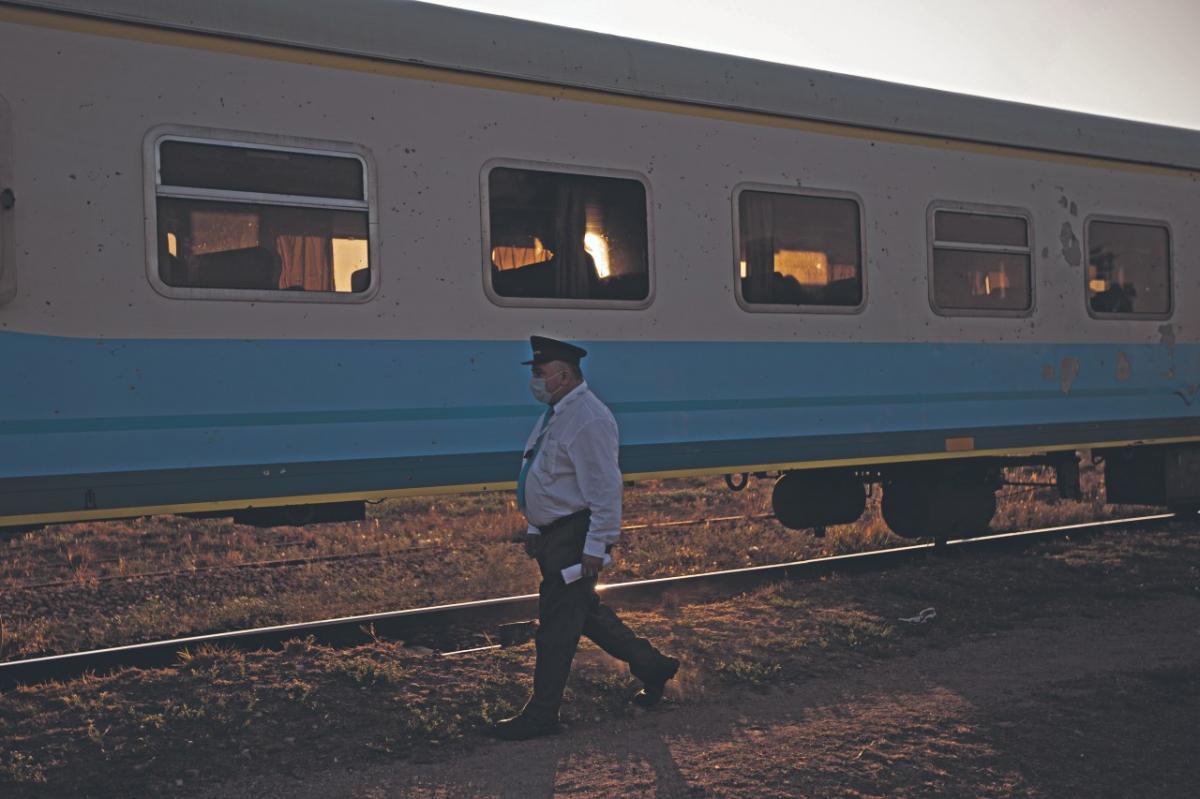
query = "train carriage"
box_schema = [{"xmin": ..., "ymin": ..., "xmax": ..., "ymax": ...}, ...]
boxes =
[{"xmin": 0, "ymin": 0, "xmax": 1197, "ymax": 538}]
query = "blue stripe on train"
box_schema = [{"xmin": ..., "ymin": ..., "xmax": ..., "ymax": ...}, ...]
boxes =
[{"xmin": 1, "ymin": 330, "xmax": 1197, "ymax": 480}]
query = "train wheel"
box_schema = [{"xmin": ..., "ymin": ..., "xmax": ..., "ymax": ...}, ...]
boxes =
[
  {"xmin": 772, "ymin": 470, "xmax": 866, "ymax": 531},
  {"xmin": 883, "ymin": 478, "xmax": 996, "ymax": 543},
  {"xmin": 880, "ymin": 480, "xmax": 934, "ymax": 539},
  {"xmin": 932, "ymin": 482, "xmax": 997, "ymax": 545},
  {"xmin": 953, "ymin": 483, "xmax": 998, "ymax": 536}
]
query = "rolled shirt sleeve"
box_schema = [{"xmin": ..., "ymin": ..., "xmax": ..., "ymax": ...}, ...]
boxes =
[{"xmin": 569, "ymin": 417, "xmax": 623, "ymax": 558}]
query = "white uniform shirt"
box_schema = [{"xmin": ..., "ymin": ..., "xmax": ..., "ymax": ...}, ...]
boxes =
[{"xmin": 521, "ymin": 381, "xmax": 622, "ymax": 558}]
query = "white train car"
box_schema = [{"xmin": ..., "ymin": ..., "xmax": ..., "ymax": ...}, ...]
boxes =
[{"xmin": 0, "ymin": 0, "xmax": 1197, "ymax": 538}]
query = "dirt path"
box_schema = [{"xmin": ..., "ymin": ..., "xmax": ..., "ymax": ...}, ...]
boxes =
[{"xmin": 200, "ymin": 594, "xmax": 1200, "ymax": 799}]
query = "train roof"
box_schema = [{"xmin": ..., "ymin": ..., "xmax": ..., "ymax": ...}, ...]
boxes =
[{"xmin": 6, "ymin": 0, "xmax": 1199, "ymax": 171}]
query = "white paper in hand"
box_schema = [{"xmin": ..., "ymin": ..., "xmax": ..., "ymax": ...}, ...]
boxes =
[{"xmin": 561, "ymin": 554, "xmax": 613, "ymax": 584}]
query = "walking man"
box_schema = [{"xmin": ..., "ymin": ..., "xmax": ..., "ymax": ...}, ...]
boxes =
[{"xmin": 492, "ymin": 335, "xmax": 680, "ymax": 741}]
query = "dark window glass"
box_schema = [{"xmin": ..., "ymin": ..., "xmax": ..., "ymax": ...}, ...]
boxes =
[
  {"xmin": 1087, "ymin": 220, "xmax": 1170, "ymax": 315},
  {"xmin": 488, "ymin": 167, "xmax": 649, "ymax": 302},
  {"xmin": 931, "ymin": 249, "xmax": 1031, "ymax": 311},
  {"xmin": 160, "ymin": 141, "xmax": 364, "ymax": 200},
  {"xmin": 931, "ymin": 210, "xmax": 1031, "ymax": 312},
  {"xmin": 935, "ymin": 212, "xmax": 1027, "ymax": 247},
  {"xmin": 738, "ymin": 191, "xmax": 862, "ymax": 307},
  {"xmin": 157, "ymin": 198, "xmax": 369, "ymax": 293}
]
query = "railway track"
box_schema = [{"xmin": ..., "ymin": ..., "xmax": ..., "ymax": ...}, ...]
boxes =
[{"xmin": 0, "ymin": 512, "xmax": 1177, "ymax": 690}]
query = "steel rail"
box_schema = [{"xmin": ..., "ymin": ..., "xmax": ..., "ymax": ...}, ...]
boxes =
[{"xmin": 0, "ymin": 512, "xmax": 1176, "ymax": 690}]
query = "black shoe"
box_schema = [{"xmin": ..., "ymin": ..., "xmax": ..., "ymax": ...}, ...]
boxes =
[
  {"xmin": 489, "ymin": 712, "xmax": 562, "ymax": 741},
  {"xmin": 632, "ymin": 657, "xmax": 680, "ymax": 708}
]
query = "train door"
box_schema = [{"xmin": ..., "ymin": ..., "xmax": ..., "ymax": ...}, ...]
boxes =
[{"xmin": 0, "ymin": 94, "xmax": 13, "ymax": 306}]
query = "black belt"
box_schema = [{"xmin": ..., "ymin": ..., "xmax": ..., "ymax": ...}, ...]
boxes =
[{"xmin": 537, "ymin": 509, "xmax": 590, "ymax": 535}]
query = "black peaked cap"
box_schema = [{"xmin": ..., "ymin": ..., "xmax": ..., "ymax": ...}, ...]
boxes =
[{"xmin": 522, "ymin": 335, "xmax": 588, "ymax": 365}]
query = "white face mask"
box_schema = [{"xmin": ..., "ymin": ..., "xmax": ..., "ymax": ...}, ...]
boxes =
[
  {"xmin": 529, "ymin": 369, "xmax": 566, "ymax": 404},
  {"xmin": 529, "ymin": 377, "xmax": 553, "ymax": 404}
]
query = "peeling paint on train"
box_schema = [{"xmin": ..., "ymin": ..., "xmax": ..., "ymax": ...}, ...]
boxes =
[
  {"xmin": 1060, "ymin": 357, "xmax": 1081, "ymax": 395},
  {"xmin": 1059, "ymin": 222, "xmax": 1082, "ymax": 267},
  {"xmin": 1116, "ymin": 351, "xmax": 1132, "ymax": 382}
]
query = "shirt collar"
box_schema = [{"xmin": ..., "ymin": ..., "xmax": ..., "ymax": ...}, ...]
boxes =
[{"xmin": 552, "ymin": 380, "xmax": 589, "ymax": 412}]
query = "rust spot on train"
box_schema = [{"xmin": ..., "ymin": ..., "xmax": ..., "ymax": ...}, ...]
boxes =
[
  {"xmin": 1060, "ymin": 357, "xmax": 1080, "ymax": 394},
  {"xmin": 1041, "ymin": 363, "xmax": 1056, "ymax": 381},
  {"xmin": 1115, "ymin": 351, "xmax": 1132, "ymax": 382}
]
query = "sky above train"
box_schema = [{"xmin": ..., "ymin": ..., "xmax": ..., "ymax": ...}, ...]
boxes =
[{"xmin": 427, "ymin": 0, "xmax": 1200, "ymax": 132}]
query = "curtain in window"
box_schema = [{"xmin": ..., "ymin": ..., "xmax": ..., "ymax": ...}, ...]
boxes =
[
  {"xmin": 742, "ymin": 192, "xmax": 776, "ymax": 302},
  {"xmin": 553, "ymin": 182, "xmax": 592, "ymax": 299},
  {"xmin": 276, "ymin": 235, "xmax": 332, "ymax": 291},
  {"xmin": 264, "ymin": 207, "xmax": 334, "ymax": 291}
]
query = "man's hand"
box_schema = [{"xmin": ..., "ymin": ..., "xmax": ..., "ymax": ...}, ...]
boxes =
[
  {"xmin": 524, "ymin": 534, "xmax": 542, "ymax": 559},
  {"xmin": 581, "ymin": 553, "xmax": 605, "ymax": 578}
]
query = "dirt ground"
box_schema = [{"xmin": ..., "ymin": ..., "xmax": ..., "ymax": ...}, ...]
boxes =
[
  {"xmin": 209, "ymin": 597, "xmax": 1200, "ymax": 799},
  {"xmin": 3, "ymin": 519, "xmax": 1198, "ymax": 798}
]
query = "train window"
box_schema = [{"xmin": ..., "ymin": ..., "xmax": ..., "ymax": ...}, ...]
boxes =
[
  {"xmin": 485, "ymin": 165, "xmax": 651, "ymax": 306},
  {"xmin": 929, "ymin": 207, "xmax": 1032, "ymax": 315},
  {"xmin": 1086, "ymin": 219, "xmax": 1171, "ymax": 317},
  {"xmin": 148, "ymin": 133, "xmax": 375, "ymax": 300},
  {"xmin": 735, "ymin": 188, "xmax": 864, "ymax": 311}
]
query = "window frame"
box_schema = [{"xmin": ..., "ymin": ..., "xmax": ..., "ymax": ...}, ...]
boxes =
[
  {"xmin": 1083, "ymin": 213, "xmax": 1174, "ymax": 321},
  {"xmin": 143, "ymin": 125, "xmax": 379, "ymax": 303},
  {"xmin": 479, "ymin": 158, "xmax": 656, "ymax": 311},
  {"xmin": 731, "ymin": 183, "xmax": 868, "ymax": 315},
  {"xmin": 926, "ymin": 201, "xmax": 1036, "ymax": 318}
]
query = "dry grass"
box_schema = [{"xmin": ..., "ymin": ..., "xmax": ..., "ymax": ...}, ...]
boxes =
[
  {"xmin": 1, "ymin": 522, "xmax": 1197, "ymax": 797},
  {"xmin": 0, "ymin": 460, "xmax": 1148, "ymax": 659}
]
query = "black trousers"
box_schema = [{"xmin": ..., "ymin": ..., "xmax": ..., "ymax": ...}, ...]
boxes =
[{"xmin": 524, "ymin": 513, "xmax": 669, "ymax": 720}]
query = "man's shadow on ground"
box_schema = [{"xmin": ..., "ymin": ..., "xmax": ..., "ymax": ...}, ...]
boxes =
[{"xmin": 484, "ymin": 719, "xmax": 697, "ymax": 799}]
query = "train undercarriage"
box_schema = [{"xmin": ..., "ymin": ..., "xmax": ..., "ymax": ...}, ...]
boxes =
[{"xmin": 737, "ymin": 443, "xmax": 1200, "ymax": 544}]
